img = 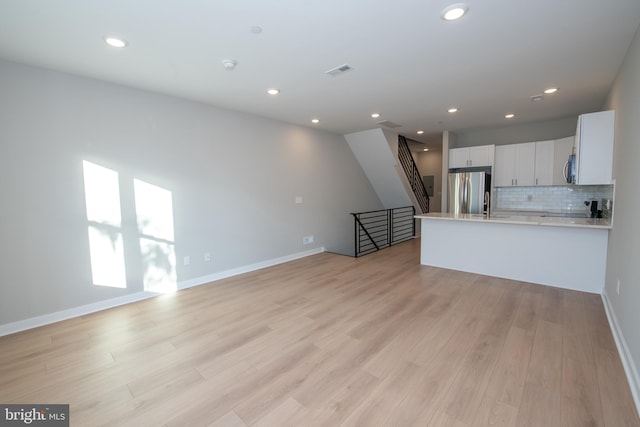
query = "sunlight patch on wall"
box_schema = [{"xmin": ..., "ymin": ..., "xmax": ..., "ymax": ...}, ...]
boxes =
[
  {"xmin": 134, "ymin": 179, "xmax": 177, "ymax": 293},
  {"xmin": 139, "ymin": 238, "xmax": 177, "ymax": 293},
  {"xmin": 83, "ymin": 161, "xmax": 127, "ymax": 288}
]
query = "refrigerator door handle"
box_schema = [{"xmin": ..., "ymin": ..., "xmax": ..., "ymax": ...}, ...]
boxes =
[
  {"xmin": 463, "ymin": 176, "xmax": 469, "ymax": 214},
  {"xmin": 459, "ymin": 178, "xmax": 465, "ymax": 213}
]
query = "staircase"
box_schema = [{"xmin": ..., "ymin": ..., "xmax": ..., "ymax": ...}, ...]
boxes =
[{"xmin": 344, "ymin": 128, "xmax": 429, "ymax": 214}]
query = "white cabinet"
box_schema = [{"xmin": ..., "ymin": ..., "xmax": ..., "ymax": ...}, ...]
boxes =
[
  {"xmin": 449, "ymin": 145, "xmax": 494, "ymax": 168},
  {"xmin": 553, "ymin": 136, "xmax": 574, "ymax": 185},
  {"xmin": 575, "ymin": 110, "xmax": 615, "ymax": 185},
  {"xmin": 494, "ymin": 145, "xmax": 516, "ymax": 187},
  {"xmin": 449, "ymin": 148, "xmax": 470, "ymax": 168},
  {"xmin": 494, "ymin": 143, "xmax": 535, "ymax": 186},
  {"xmin": 534, "ymin": 140, "xmax": 555, "ymax": 186}
]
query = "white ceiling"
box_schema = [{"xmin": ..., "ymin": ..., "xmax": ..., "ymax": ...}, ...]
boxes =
[{"xmin": 1, "ymin": 0, "xmax": 639, "ymax": 148}]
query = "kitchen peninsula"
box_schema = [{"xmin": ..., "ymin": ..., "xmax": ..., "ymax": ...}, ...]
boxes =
[{"xmin": 416, "ymin": 212, "xmax": 611, "ymax": 293}]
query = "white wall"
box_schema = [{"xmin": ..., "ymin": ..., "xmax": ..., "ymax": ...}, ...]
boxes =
[
  {"xmin": 604, "ymin": 24, "xmax": 640, "ymax": 406},
  {"xmin": 441, "ymin": 131, "xmax": 454, "ymax": 212},
  {"xmin": 345, "ymin": 128, "xmax": 411, "ymax": 209},
  {"xmin": 454, "ymin": 116, "xmax": 578, "ymax": 148},
  {"xmin": 0, "ymin": 59, "xmax": 382, "ymax": 326}
]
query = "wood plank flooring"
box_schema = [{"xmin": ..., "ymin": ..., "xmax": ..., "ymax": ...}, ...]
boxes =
[{"xmin": 1, "ymin": 238, "xmax": 638, "ymax": 426}]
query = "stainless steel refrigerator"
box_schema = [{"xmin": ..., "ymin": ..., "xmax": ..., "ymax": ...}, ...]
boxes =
[{"xmin": 448, "ymin": 171, "xmax": 491, "ymax": 215}]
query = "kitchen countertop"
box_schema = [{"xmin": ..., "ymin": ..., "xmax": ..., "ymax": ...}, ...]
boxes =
[{"xmin": 415, "ymin": 212, "xmax": 612, "ymax": 229}]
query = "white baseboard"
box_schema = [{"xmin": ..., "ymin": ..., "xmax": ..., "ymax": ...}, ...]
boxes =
[
  {"xmin": 601, "ymin": 291, "xmax": 640, "ymax": 418},
  {"xmin": 0, "ymin": 246, "xmax": 325, "ymax": 337},
  {"xmin": 177, "ymin": 246, "xmax": 325, "ymax": 291},
  {"xmin": 0, "ymin": 291, "xmax": 160, "ymax": 337}
]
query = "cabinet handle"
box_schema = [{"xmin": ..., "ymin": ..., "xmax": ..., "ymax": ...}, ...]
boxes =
[
  {"xmin": 515, "ymin": 179, "xmax": 518, "ymax": 186},
  {"xmin": 511, "ymin": 179, "xmax": 514, "ymax": 186},
  {"xmin": 536, "ymin": 178, "xmax": 538, "ymax": 185}
]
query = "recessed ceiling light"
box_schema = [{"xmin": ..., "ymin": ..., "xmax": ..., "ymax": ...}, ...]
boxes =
[
  {"xmin": 544, "ymin": 87, "xmax": 559, "ymax": 94},
  {"xmin": 448, "ymin": 107, "xmax": 458, "ymax": 113},
  {"xmin": 423, "ymin": 148, "xmax": 429, "ymax": 152},
  {"xmin": 104, "ymin": 37, "xmax": 127, "ymax": 48},
  {"xmin": 371, "ymin": 113, "xmax": 381, "ymax": 118},
  {"xmin": 417, "ymin": 130, "xmax": 424, "ymax": 134},
  {"xmin": 250, "ymin": 26, "xmax": 262, "ymax": 34},
  {"xmin": 222, "ymin": 59, "xmax": 237, "ymax": 70},
  {"xmin": 505, "ymin": 113, "xmax": 516, "ymax": 119},
  {"xmin": 311, "ymin": 119, "xmax": 320, "ymax": 124},
  {"xmin": 267, "ymin": 88, "xmax": 280, "ymax": 95},
  {"xmin": 441, "ymin": 4, "xmax": 469, "ymax": 21}
]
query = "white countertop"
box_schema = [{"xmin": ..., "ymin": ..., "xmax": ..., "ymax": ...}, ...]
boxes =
[{"xmin": 415, "ymin": 212, "xmax": 612, "ymax": 229}]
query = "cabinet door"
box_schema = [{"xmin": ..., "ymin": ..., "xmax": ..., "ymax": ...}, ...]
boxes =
[
  {"xmin": 553, "ymin": 136, "xmax": 574, "ymax": 185},
  {"xmin": 534, "ymin": 140, "xmax": 555, "ymax": 186},
  {"xmin": 449, "ymin": 148, "xmax": 469, "ymax": 168},
  {"xmin": 494, "ymin": 145, "xmax": 516, "ymax": 186},
  {"xmin": 468, "ymin": 145, "xmax": 493, "ymax": 167},
  {"xmin": 576, "ymin": 110, "xmax": 615, "ymax": 185},
  {"xmin": 515, "ymin": 143, "xmax": 535, "ymax": 186}
]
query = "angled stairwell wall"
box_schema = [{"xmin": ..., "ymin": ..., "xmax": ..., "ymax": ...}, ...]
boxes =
[{"xmin": 345, "ymin": 128, "xmax": 421, "ymax": 212}]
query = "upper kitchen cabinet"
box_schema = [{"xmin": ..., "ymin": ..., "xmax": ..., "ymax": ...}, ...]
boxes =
[
  {"xmin": 575, "ymin": 110, "xmax": 615, "ymax": 185},
  {"xmin": 494, "ymin": 143, "xmax": 535, "ymax": 187},
  {"xmin": 449, "ymin": 145, "xmax": 495, "ymax": 168},
  {"xmin": 534, "ymin": 140, "xmax": 555, "ymax": 186}
]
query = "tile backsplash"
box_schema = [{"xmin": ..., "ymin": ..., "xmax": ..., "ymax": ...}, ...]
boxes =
[{"xmin": 494, "ymin": 184, "xmax": 614, "ymax": 213}]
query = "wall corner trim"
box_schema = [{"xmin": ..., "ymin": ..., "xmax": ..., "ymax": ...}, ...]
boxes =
[
  {"xmin": 601, "ymin": 291, "xmax": 640, "ymax": 419},
  {"xmin": 0, "ymin": 246, "xmax": 326, "ymax": 337}
]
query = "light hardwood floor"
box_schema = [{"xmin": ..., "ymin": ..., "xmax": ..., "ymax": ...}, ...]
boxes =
[{"xmin": 1, "ymin": 238, "xmax": 638, "ymax": 426}]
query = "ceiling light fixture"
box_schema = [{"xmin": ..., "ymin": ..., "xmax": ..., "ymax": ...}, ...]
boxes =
[
  {"xmin": 505, "ymin": 113, "xmax": 515, "ymax": 119},
  {"xmin": 222, "ymin": 59, "xmax": 237, "ymax": 70},
  {"xmin": 267, "ymin": 88, "xmax": 280, "ymax": 95},
  {"xmin": 250, "ymin": 26, "xmax": 262, "ymax": 34},
  {"xmin": 448, "ymin": 107, "xmax": 458, "ymax": 113},
  {"xmin": 423, "ymin": 148, "xmax": 429, "ymax": 152},
  {"xmin": 311, "ymin": 119, "xmax": 320, "ymax": 124},
  {"xmin": 544, "ymin": 87, "xmax": 559, "ymax": 94},
  {"xmin": 417, "ymin": 130, "xmax": 424, "ymax": 134},
  {"xmin": 371, "ymin": 113, "xmax": 381, "ymax": 118},
  {"xmin": 104, "ymin": 37, "xmax": 127, "ymax": 48},
  {"xmin": 441, "ymin": 4, "xmax": 469, "ymax": 21}
]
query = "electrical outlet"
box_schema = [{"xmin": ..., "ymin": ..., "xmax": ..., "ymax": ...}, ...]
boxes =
[
  {"xmin": 616, "ymin": 279, "xmax": 621, "ymax": 295},
  {"xmin": 183, "ymin": 256, "xmax": 191, "ymax": 266},
  {"xmin": 204, "ymin": 252, "xmax": 211, "ymax": 262},
  {"xmin": 303, "ymin": 235, "xmax": 314, "ymax": 245}
]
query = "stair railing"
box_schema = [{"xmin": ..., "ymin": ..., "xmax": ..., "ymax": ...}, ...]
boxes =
[
  {"xmin": 351, "ymin": 206, "xmax": 415, "ymax": 257},
  {"xmin": 398, "ymin": 135, "xmax": 430, "ymax": 214}
]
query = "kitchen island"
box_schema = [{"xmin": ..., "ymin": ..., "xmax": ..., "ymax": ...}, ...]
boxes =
[{"xmin": 416, "ymin": 212, "xmax": 611, "ymax": 293}]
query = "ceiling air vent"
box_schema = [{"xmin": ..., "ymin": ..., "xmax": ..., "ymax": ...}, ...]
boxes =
[
  {"xmin": 325, "ymin": 64, "xmax": 353, "ymax": 76},
  {"xmin": 377, "ymin": 120, "xmax": 402, "ymax": 128}
]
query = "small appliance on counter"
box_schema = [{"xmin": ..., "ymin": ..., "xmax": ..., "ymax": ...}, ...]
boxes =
[
  {"xmin": 586, "ymin": 200, "xmax": 603, "ymax": 218},
  {"xmin": 601, "ymin": 198, "xmax": 613, "ymax": 219}
]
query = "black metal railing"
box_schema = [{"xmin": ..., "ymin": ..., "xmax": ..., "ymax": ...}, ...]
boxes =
[
  {"xmin": 398, "ymin": 135, "xmax": 430, "ymax": 214},
  {"xmin": 351, "ymin": 206, "xmax": 415, "ymax": 257}
]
